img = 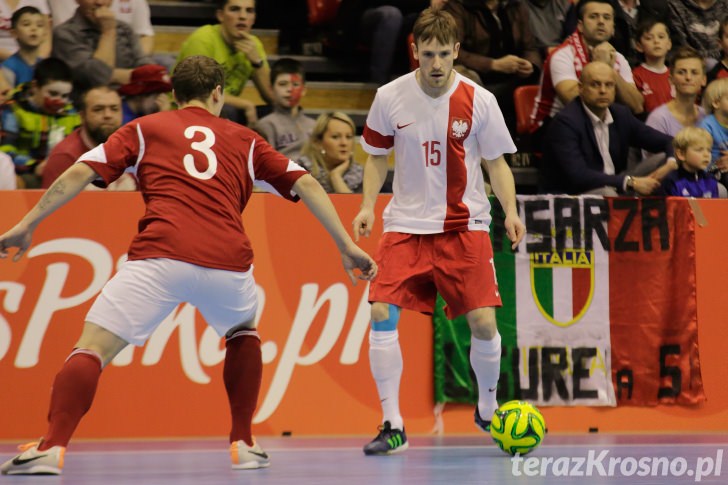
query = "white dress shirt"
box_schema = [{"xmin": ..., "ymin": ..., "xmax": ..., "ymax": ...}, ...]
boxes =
[{"xmin": 582, "ymin": 102, "xmax": 616, "ymax": 175}]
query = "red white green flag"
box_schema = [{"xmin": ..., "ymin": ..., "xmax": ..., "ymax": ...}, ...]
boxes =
[{"xmin": 434, "ymin": 195, "xmax": 706, "ymax": 407}]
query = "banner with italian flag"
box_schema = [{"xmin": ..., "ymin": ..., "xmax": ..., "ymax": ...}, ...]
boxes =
[{"xmin": 433, "ymin": 195, "xmax": 706, "ymax": 407}]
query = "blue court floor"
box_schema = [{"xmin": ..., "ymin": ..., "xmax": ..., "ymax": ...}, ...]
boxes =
[{"xmin": 1, "ymin": 434, "xmax": 726, "ymax": 484}]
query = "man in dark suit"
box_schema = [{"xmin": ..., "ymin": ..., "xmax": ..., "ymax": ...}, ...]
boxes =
[{"xmin": 539, "ymin": 61, "xmax": 676, "ymax": 195}]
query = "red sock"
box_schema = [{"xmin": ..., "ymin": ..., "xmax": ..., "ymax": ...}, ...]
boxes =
[
  {"xmin": 40, "ymin": 350, "xmax": 102, "ymax": 450},
  {"xmin": 223, "ymin": 330, "xmax": 262, "ymax": 446}
]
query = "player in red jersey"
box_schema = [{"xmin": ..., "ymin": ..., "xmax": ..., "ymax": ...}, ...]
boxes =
[{"xmin": 0, "ymin": 55, "xmax": 377, "ymax": 475}]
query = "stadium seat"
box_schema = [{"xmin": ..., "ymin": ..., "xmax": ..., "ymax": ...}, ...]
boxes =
[
  {"xmin": 512, "ymin": 85, "xmax": 541, "ymax": 181},
  {"xmin": 513, "ymin": 85, "xmax": 538, "ymax": 135},
  {"xmin": 308, "ymin": 0, "xmax": 341, "ymax": 26}
]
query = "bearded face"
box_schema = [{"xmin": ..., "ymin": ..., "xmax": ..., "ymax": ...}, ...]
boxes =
[
  {"xmin": 86, "ymin": 122, "xmax": 118, "ymax": 145},
  {"xmin": 81, "ymin": 88, "xmax": 122, "ymax": 145}
]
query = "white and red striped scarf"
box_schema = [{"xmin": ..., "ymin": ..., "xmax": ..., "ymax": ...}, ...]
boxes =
[{"xmin": 566, "ymin": 31, "xmax": 621, "ymax": 78}]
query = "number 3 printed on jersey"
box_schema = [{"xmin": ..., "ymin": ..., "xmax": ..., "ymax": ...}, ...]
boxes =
[{"xmin": 183, "ymin": 126, "xmax": 218, "ymax": 180}]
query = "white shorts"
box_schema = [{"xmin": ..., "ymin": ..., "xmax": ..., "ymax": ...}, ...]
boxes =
[{"xmin": 86, "ymin": 258, "xmax": 258, "ymax": 346}]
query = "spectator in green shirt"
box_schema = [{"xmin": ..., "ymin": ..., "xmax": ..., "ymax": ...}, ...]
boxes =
[{"xmin": 177, "ymin": 0, "xmax": 272, "ymax": 125}]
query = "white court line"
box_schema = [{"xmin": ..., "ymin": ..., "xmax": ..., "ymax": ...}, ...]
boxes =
[{"xmin": 62, "ymin": 442, "xmax": 728, "ymax": 456}]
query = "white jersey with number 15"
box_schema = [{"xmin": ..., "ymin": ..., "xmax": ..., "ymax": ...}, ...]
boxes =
[{"xmin": 361, "ymin": 71, "xmax": 516, "ymax": 235}]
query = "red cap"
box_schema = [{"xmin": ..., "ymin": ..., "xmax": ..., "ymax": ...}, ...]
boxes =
[{"xmin": 118, "ymin": 64, "xmax": 172, "ymax": 96}]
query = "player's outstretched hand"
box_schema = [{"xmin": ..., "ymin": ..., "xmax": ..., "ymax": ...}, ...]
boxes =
[
  {"xmin": 504, "ymin": 213, "xmax": 526, "ymax": 250},
  {"xmin": 0, "ymin": 223, "xmax": 33, "ymax": 262},
  {"xmin": 352, "ymin": 207, "xmax": 375, "ymax": 242},
  {"xmin": 341, "ymin": 242, "xmax": 377, "ymax": 285}
]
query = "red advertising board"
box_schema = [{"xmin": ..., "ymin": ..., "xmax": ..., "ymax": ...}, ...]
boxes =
[{"xmin": 0, "ymin": 192, "xmax": 726, "ymax": 439}]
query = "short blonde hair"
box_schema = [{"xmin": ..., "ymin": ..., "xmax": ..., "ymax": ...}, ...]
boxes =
[
  {"xmin": 672, "ymin": 126, "xmax": 713, "ymax": 155},
  {"xmin": 702, "ymin": 78, "xmax": 728, "ymax": 114}
]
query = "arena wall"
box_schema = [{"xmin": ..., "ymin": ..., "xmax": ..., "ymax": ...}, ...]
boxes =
[{"xmin": 0, "ymin": 193, "xmax": 725, "ymax": 439}]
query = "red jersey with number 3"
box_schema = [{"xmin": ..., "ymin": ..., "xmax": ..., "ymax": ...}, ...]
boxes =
[
  {"xmin": 77, "ymin": 106, "xmax": 307, "ymax": 272},
  {"xmin": 360, "ymin": 71, "xmax": 516, "ymax": 234}
]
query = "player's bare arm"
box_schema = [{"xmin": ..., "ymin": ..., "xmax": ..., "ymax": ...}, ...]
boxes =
[
  {"xmin": 293, "ymin": 173, "xmax": 378, "ymax": 284},
  {"xmin": 482, "ymin": 156, "xmax": 525, "ymax": 249},
  {"xmin": 0, "ymin": 163, "xmax": 98, "ymax": 262},
  {"xmin": 352, "ymin": 154, "xmax": 389, "ymax": 241}
]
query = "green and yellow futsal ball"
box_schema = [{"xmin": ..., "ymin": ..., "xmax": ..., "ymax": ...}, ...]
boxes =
[{"xmin": 490, "ymin": 400, "xmax": 546, "ymax": 456}]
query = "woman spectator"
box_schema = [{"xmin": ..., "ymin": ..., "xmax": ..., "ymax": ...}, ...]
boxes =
[
  {"xmin": 643, "ymin": 47, "xmax": 706, "ymax": 166},
  {"xmin": 298, "ymin": 112, "xmax": 363, "ymax": 193},
  {"xmin": 646, "ymin": 47, "xmax": 707, "ymax": 137}
]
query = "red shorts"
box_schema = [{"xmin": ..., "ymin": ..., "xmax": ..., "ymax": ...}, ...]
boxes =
[{"xmin": 369, "ymin": 231, "xmax": 502, "ymax": 319}]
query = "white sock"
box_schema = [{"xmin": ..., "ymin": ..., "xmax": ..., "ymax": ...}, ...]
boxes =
[
  {"xmin": 470, "ymin": 333, "xmax": 501, "ymax": 421},
  {"xmin": 369, "ymin": 329, "xmax": 404, "ymax": 430}
]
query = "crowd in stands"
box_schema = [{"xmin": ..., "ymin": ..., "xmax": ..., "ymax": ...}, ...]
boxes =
[{"xmin": 0, "ymin": 0, "xmax": 727, "ymax": 198}]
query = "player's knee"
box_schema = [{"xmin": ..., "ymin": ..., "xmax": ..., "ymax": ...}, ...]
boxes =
[
  {"xmin": 370, "ymin": 303, "xmax": 400, "ymax": 332},
  {"xmin": 75, "ymin": 322, "xmax": 129, "ymax": 366},
  {"xmin": 370, "ymin": 302, "xmax": 389, "ymax": 324},
  {"xmin": 467, "ymin": 308, "xmax": 497, "ymax": 340}
]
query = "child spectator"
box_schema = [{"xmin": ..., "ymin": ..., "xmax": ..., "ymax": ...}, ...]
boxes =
[
  {"xmin": 661, "ymin": 126, "xmax": 726, "ymax": 197},
  {"xmin": 2, "ymin": 6, "xmax": 45, "ymax": 87},
  {"xmin": 632, "ymin": 18, "xmax": 672, "ymax": 114},
  {"xmin": 255, "ymin": 58, "xmax": 314, "ymax": 160},
  {"xmin": 0, "ymin": 57, "xmax": 80, "ymax": 188},
  {"xmin": 298, "ymin": 112, "xmax": 362, "ymax": 194},
  {"xmin": 0, "ymin": 0, "xmax": 51, "ymax": 61},
  {"xmin": 699, "ymin": 78, "xmax": 728, "ymax": 187},
  {"xmin": 707, "ymin": 16, "xmax": 728, "ymax": 84}
]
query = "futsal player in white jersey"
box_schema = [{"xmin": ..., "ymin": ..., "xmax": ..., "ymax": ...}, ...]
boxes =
[{"xmin": 352, "ymin": 7, "xmax": 526, "ymax": 455}]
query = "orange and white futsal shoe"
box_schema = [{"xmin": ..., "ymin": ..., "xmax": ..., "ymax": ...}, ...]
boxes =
[
  {"xmin": 0, "ymin": 441, "xmax": 65, "ymax": 475},
  {"xmin": 230, "ymin": 438, "xmax": 270, "ymax": 470}
]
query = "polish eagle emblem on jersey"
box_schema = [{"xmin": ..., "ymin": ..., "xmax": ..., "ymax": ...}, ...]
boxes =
[{"xmin": 449, "ymin": 118, "xmax": 470, "ymax": 140}]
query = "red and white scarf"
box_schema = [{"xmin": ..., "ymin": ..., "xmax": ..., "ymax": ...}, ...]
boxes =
[
  {"xmin": 565, "ymin": 31, "xmax": 622, "ymax": 78},
  {"xmin": 566, "ymin": 31, "xmax": 591, "ymax": 79}
]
